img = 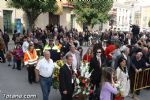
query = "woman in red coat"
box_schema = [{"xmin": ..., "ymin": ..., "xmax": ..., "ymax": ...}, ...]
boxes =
[{"xmin": 83, "ymin": 48, "xmax": 93, "ymax": 63}]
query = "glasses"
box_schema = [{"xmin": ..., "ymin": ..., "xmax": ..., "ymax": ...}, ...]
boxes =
[{"xmin": 97, "ymin": 51, "xmax": 102, "ymax": 53}]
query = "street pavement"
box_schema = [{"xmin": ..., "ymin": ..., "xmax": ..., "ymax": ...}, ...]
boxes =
[{"xmin": 0, "ymin": 40, "xmax": 149, "ymax": 100}]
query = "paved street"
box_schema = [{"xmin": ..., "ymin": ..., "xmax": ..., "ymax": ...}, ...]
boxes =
[
  {"xmin": 0, "ymin": 41, "xmax": 149, "ymax": 100},
  {"xmin": 0, "ymin": 41, "xmax": 61, "ymax": 100},
  {"xmin": 0, "ymin": 61, "xmax": 150, "ymax": 100}
]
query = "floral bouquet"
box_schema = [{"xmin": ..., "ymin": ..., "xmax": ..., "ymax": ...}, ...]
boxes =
[
  {"xmin": 73, "ymin": 62, "xmax": 95, "ymax": 100},
  {"xmin": 114, "ymin": 81, "xmax": 124, "ymax": 100},
  {"xmin": 52, "ymin": 60, "xmax": 64, "ymax": 89}
]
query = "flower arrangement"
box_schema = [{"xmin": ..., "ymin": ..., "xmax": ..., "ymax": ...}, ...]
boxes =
[
  {"xmin": 52, "ymin": 60, "xmax": 64, "ymax": 89},
  {"xmin": 114, "ymin": 81, "xmax": 124, "ymax": 100},
  {"xmin": 73, "ymin": 62, "xmax": 95, "ymax": 100}
]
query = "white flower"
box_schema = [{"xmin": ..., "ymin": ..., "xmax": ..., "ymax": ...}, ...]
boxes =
[
  {"xmin": 54, "ymin": 63, "xmax": 60, "ymax": 69},
  {"xmin": 114, "ymin": 81, "xmax": 120, "ymax": 87},
  {"xmin": 83, "ymin": 90, "xmax": 86, "ymax": 95},
  {"xmin": 73, "ymin": 89, "xmax": 82, "ymax": 96},
  {"xmin": 115, "ymin": 81, "xmax": 123, "ymax": 90},
  {"xmin": 81, "ymin": 68, "xmax": 86, "ymax": 77},
  {"xmin": 84, "ymin": 72, "xmax": 90, "ymax": 78},
  {"xmin": 81, "ymin": 62, "xmax": 84, "ymax": 67},
  {"xmin": 74, "ymin": 69, "xmax": 77, "ymax": 74},
  {"xmin": 76, "ymin": 78, "xmax": 80, "ymax": 84},
  {"xmin": 87, "ymin": 73, "xmax": 92, "ymax": 79}
]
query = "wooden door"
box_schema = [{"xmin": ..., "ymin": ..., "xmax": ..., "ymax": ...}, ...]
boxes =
[{"xmin": 49, "ymin": 12, "xmax": 60, "ymax": 25}]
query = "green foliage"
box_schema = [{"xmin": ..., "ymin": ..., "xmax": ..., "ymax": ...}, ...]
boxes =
[
  {"xmin": 69, "ymin": 0, "xmax": 113, "ymax": 28},
  {"xmin": 148, "ymin": 20, "xmax": 150, "ymax": 27},
  {"xmin": 7, "ymin": 0, "xmax": 57, "ymax": 31}
]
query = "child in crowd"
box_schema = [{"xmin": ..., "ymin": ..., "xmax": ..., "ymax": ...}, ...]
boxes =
[
  {"xmin": 100, "ymin": 67, "xmax": 118, "ymax": 100},
  {"xmin": 12, "ymin": 44, "xmax": 23, "ymax": 70}
]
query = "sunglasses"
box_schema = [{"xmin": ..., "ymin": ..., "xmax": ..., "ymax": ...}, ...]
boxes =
[{"xmin": 97, "ymin": 51, "xmax": 102, "ymax": 53}]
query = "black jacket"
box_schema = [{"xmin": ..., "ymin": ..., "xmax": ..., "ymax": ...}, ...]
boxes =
[
  {"xmin": 34, "ymin": 43, "xmax": 43, "ymax": 56},
  {"xmin": 131, "ymin": 56, "xmax": 146, "ymax": 70},
  {"xmin": 3, "ymin": 34, "xmax": 10, "ymax": 43},
  {"xmin": 89, "ymin": 55, "xmax": 106, "ymax": 86},
  {"xmin": 61, "ymin": 42, "xmax": 70, "ymax": 56},
  {"xmin": 59, "ymin": 64, "xmax": 74, "ymax": 94}
]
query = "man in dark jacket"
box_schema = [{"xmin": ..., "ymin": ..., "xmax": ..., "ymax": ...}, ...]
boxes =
[
  {"xmin": 43, "ymin": 39, "xmax": 61, "ymax": 62},
  {"xmin": 34, "ymin": 39, "xmax": 43, "ymax": 57},
  {"xmin": 131, "ymin": 25, "xmax": 140, "ymax": 43},
  {"xmin": 59, "ymin": 54, "xmax": 74, "ymax": 100},
  {"xmin": 130, "ymin": 50, "xmax": 146, "ymax": 95},
  {"xmin": 61, "ymin": 37, "xmax": 70, "ymax": 56},
  {"xmin": 3, "ymin": 32, "xmax": 10, "ymax": 51}
]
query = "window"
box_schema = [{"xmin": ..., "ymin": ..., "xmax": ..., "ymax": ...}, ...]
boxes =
[{"xmin": 3, "ymin": 10, "xmax": 12, "ymax": 33}]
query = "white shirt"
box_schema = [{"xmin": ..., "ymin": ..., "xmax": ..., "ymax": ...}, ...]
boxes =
[
  {"xmin": 128, "ymin": 39, "xmax": 131, "ymax": 45},
  {"xmin": 66, "ymin": 63, "xmax": 72, "ymax": 70},
  {"xmin": 36, "ymin": 58, "xmax": 54, "ymax": 78},
  {"xmin": 22, "ymin": 41, "xmax": 29, "ymax": 53},
  {"xmin": 72, "ymin": 53, "xmax": 77, "ymax": 69}
]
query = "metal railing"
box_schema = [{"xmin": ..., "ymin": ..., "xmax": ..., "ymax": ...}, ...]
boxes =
[{"xmin": 134, "ymin": 68, "xmax": 150, "ymax": 92}]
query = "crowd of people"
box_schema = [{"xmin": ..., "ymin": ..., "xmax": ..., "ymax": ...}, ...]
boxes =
[{"xmin": 0, "ymin": 24, "xmax": 149, "ymax": 100}]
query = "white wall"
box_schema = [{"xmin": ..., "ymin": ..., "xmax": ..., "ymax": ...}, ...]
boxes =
[
  {"xmin": 60, "ymin": 8, "xmax": 83, "ymax": 32},
  {"xmin": 60, "ymin": 8, "xmax": 71, "ymax": 30},
  {"xmin": 74, "ymin": 17, "xmax": 83, "ymax": 32},
  {"xmin": 35, "ymin": 13, "xmax": 49, "ymax": 30}
]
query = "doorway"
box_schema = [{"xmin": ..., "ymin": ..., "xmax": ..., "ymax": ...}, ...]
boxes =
[
  {"xmin": 49, "ymin": 12, "xmax": 60, "ymax": 25},
  {"xmin": 3, "ymin": 10, "xmax": 12, "ymax": 33}
]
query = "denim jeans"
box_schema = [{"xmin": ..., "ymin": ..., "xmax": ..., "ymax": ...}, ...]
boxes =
[{"xmin": 40, "ymin": 76, "xmax": 52, "ymax": 100}]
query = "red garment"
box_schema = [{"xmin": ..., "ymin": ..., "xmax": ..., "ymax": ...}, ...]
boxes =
[
  {"xmin": 104, "ymin": 44, "xmax": 116, "ymax": 60},
  {"xmin": 83, "ymin": 54, "xmax": 92, "ymax": 62},
  {"xmin": 12, "ymin": 48, "xmax": 23, "ymax": 60},
  {"xmin": 114, "ymin": 96, "xmax": 124, "ymax": 100}
]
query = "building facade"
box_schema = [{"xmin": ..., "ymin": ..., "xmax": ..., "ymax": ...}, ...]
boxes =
[
  {"xmin": 95, "ymin": 0, "xmax": 135, "ymax": 32},
  {"xmin": 0, "ymin": 1, "xmax": 26, "ymax": 33},
  {"xmin": 0, "ymin": 0, "xmax": 83, "ymax": 33},
  {"xmin": 123, "ymin": 0, "xmax": 150, "ymax": 32},
  {"xmin": 1, "ymin": 0, "xmax": 149, "ymax": 33},
  {"xmin": 133, "ymin": 0, "xmax": 150, "ymax": 31},
  {"xmin": 109, "ymin": 0, "xmax": 133, "ymax": 31}
]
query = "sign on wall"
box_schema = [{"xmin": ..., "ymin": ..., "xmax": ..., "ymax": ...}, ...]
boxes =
[{"xmin": 15, "ymin": 18, "xmax": 22, "ymax": 33}]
